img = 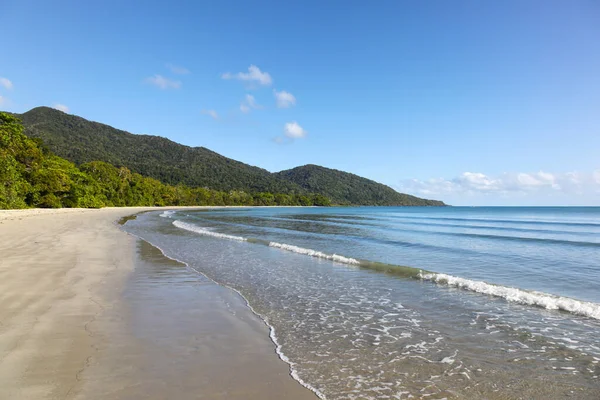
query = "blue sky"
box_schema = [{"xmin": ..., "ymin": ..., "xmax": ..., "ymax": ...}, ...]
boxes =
[{"xmin": 1, "ymin": 0, "xmax": 599, "ymax": 205}]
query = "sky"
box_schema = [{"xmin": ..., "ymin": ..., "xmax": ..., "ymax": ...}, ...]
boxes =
[{"xmin": 1, "ymin": 0, "xmax": 599, "ymax": 205}]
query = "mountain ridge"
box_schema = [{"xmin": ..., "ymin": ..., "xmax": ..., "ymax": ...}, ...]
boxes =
[
  {"xmin": 10, "ymin": 107, "xmax": 445, "ymax": 206},
  {"xmin": 276, "ymin": 164, "xmax": 444, "ymax": 206}
]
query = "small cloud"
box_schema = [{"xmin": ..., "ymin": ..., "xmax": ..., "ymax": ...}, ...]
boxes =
[
  {"xmin": 0, "ymin": 95, "xmax": 5, "ymax": 106},
  {"xmin": 0, "ymin": 77, "xmax": 13, "ymax": 90},
  {"xmin": 222, "ymin": 65, "xmax": 272, "ymax": 86},
  {"xmin": 145, "ymin": 74, "xmax": 181, "ymax": 89},
  {"xmin": 166, "ymin": 63, "xmax": 190, "ymax": 75},
  {"xmin": 53, "ymin": 104, "xmax": 69, "ymax": 113},
  {"xmin": 284, "ymin": 121, "xmax": 307, "ymax": 139},
  {"xmin": 240, "ymin": 94, "xmax": 262, "ymax": 113},
  {"xmin": 201, "ymin": 109, "xmax": 219, "ymax": 120},
  {"xmin": 274, "ymin": 89, "xmax": 296, "ymax": 108},
  {"xmin": 246, "ymin": 94, "xmax": 260, "ymax": 108}
]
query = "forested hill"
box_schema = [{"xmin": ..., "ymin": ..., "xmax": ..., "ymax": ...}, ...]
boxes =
[
  {"xmin": 16, "ymin": 107, "xmax": 302, "ymax": 194},
  {"xmin": 276, "ymin": 165, "xmax": 445, "ymax": 206},
  {"xmin": 11, "ymin": 107, "xmax": 445, "ymax": 206}
]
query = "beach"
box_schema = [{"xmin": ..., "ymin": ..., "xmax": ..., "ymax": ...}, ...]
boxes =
[
  {"xmin": 125, "ymin": 207, "xmax": 600, "ymax": 399},
  {"xmin": 0, "ymin": 208, "xmax": 316, "ymax": 399}
]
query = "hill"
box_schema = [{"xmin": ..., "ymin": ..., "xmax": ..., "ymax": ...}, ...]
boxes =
[
  {"xmin": 0, "ymin": 112, "xmax": 331, "ymax": 209},
  {"xmin": 10, "ymin": 107, "xmax": 445, "ymax": 206},
  {"xmin": 276, "ymin": 165, "xmax": 445, "ymax": 206},
  {"xmin": 16, "ymin": 107, "xmax": 302, "ymax": 194}
]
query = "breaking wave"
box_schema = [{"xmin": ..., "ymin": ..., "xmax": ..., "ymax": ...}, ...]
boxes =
[
  {"xmin": 419, "ymin": 272, "xmax": 600, "ymax": 320},
  {"xmin": 172, "ymin": 219, "xmax": 600, "ymax": 321},
  {"xmin": 173, "ymin": 220, "xmax": 246, "ymax": 241},
  {"xmin": 268, "ymin": 242, "xmax": 361, "ymax": 265}
]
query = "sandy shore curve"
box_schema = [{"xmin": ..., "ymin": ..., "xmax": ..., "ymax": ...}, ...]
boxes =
[{"xmin": 0, "ymin": 207, "xmax": 315, "ymax": 399}]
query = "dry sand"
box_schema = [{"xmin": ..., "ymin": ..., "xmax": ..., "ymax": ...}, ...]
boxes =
[{"xmin": 0, "ymin": 208, "xmax": 316, "ymax": 399}]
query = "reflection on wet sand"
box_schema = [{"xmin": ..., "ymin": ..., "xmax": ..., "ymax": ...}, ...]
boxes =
[{"xmin": 78, "ymin": 240, "xmax": 316, "ymax": 400}]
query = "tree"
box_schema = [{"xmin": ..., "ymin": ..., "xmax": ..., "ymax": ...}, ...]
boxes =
[{"xmin": 0, "ymin": 112, "xmax": 334, "ymax": 210}]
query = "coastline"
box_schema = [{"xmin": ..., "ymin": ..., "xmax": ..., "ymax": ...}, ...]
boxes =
[{"xmin": 0, "ymin": 207, "xmax": 316, "ymax": 399}]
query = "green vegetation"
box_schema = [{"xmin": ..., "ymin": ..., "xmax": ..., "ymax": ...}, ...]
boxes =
[
  {"xmin": 17, "ymin": 107, "xmax": 303, "ymax": 193},
  {"xmin": 0, "ymin": 112, "xmax": 331, "ymax": 209},
  {"xmin": 276, "ymin": 165, "xmax": 445, "ymax": 206},
  {"xmin": 12, "ymin": 107, "xmax": 445, "ymax": 206}
]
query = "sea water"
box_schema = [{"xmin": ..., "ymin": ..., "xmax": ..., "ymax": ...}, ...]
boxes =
[{"xmin": 125, "ymin": 207, "xmax": 600, "ymax": 399}]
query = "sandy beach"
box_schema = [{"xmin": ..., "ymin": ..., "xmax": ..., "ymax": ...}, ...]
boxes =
[{"xmin": 0, "ymin": 208, "xmax": 316, "ymax": 399}]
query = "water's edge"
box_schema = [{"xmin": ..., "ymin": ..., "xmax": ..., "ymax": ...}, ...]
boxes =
[
  {"xmin": 172, "ymin": 218, "xmax": 600, "ymax": 321},
  {"xmin": 118, "ymin": 216, "xmax": 326, "ymax": 399}
]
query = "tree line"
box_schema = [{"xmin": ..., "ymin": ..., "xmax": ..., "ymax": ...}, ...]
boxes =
[{"xmin": 0, "ymin": 112, "xmax": 331, "ymax": 209}]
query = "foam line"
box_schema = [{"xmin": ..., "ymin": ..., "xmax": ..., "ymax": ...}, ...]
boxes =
[
  {"xmin": 172, "ymin": 218, "xmax": 600, "ymax": 321},
  {"xmin": 268, "ymin": 241, "xmax": 361, "ymax": 265},
  {"xmin": 173, "ymin": 220, "xmax": 246, "ymax": 241},
  {"xmin": 419, "ymin": 272, "xmax": 600, "ymax": 320}
]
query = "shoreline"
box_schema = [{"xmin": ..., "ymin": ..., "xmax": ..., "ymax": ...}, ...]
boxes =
[
  {"xmin": 128, "ymin": 230, "xmax": 325, "ymax": 399},
  {"xmin": 0, "ymin": 207, "xmax": 316, "ymax": 399}
]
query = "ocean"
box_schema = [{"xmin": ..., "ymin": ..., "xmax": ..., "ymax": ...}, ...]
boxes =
[{"xmin": 122, "ymin": 207, "xmax": 600, "ymax": 399}]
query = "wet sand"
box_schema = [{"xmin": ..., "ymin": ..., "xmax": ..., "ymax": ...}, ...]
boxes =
[{"xmin": 0, "ymin": 208, "xmax": 315, "ymax": 399}]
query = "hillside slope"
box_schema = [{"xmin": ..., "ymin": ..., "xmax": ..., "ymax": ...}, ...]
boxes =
[
  {"xmin": 276, "ymin": 165, "xmax": 445, "ymax": 206},
  {"xmin": 11, "ymin": 107, "xmax": 445, "ymax": 205},
  {"xmin": 16, "ymin": 107, "xmax": 303, "ymax": 193}
]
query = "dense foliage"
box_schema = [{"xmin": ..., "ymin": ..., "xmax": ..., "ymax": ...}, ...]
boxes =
[
  {"xmin": 0, "ymin": 113, "xmax": 331, "ymax": 209},
  {"xmin": 13, "ymin": 107, "xmax": 445, "ymax": 206},
  {"xmin": 276, "ymin": 165, "xmax": 445, "ymax": 206},
  {"xmin": 18, "ymin": 107, "xmax": 304, "ymax": 193}
]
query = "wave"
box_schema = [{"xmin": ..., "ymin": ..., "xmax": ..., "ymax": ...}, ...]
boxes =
[
  {"xmin": 439, "ymin": 231, "xmax": 600, "ymax": 248},
  {"xmin": 192, "ymin": 214, "xmax": 600, "ymax": 253},
  {"xmin": 174, "ymin": 220, "xmax": 362, "ymax": 267},
  {"xmin": 173, "ymin": 220, "xmax": 246, "ymax": 241},
  {"xmin": 171, "ymin": 219, "xmax": 600, "ymax": 321},
  {"xmin": 419, "ymin": 272, "xmax": 600, "ymax": 320},
  {"xmin": 268, "ymin": 242, "xmax": 361, "ymax": 265},
  {"xmin": 159, "ymin": 210, "xmax": 176, "ymax": 218},
  {"xmin": 381, "ymin": 214, "xmax": 600, "ymax": 228}
]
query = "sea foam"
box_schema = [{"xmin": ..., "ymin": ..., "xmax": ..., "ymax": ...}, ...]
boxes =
[
  {"xmin": 173, "ymin": 220, "xmax": 246, "ymax": 242},
  {"xmin": 268, "ymin": 241, "xmax": 361, "ymax": 265},
  {"xmin": 172, "ymin": 218, "xmax": 600, "ymax": 321},
  {"xmin": 419, "ymin": 272, "xmax": 600, "ymax": 320},
  {"xmin": 159, "ymin": 210, "xmax": 176, "ymax": 218}
]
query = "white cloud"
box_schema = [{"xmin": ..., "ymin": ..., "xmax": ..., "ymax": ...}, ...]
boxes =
[
  {"xmin": 222, "ymin": 65, "xmax": 272, "ymax": 86},
  {"xmin": 145, "ymin": 74, "xmax": 181, "ymax": 89},
  {"xmin": 284, "ymin": 121, "xmax": 307, "ymax": 139},
  {"xmin": 593, "ymin": 170, "xmax": 600, "ymax": 185},
  {"xmin": 166, "ymin": 63, "xmax": 190, "ymax": 75},
  {"xmin": 0, "ymin": 77, "xmax": 13, "ymax": 90},
  {"xmin": 240, "ymin": 94, "xmax": 262, "ymax": 113},
  {"xmin": 274, "ymin": 89, "xmax": 296, "ymax": 108},
  {"xmin": 0, "ymin": 95, "xmax": 5, "ymax": 106},
  {"xmin": 201, "ymin": 109, "xmax": 218, "ymax": 120},
  {"xmin": 396, "ymin": 170, "xmax": 600, "ymax": 205},
  {"xmin": 53, "ymin": 104, "xmax": 69, "ymax": 113}
]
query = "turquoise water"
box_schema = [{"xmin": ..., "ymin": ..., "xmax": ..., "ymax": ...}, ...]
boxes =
[{"xmin": 124, "ymin": 207, "xmax": 600, "ymax": 399}]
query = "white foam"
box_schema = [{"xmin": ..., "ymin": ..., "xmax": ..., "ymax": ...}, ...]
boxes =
[
  {"xmin": 173, "ymin": 220, "xmax": 247, "ymax": 242},
  {"xmin": 419, "ymin": 272, "xmax": 600, "ymax": 320},
  {"xmin": 174, "ymin": 219, "xmax": 359, "ymax": 268},
  {"xmin": 159, "ymin": 210, "xmax": 176, "ymax": 218},
  {"xmin": 268, "ymin": 241, "xmax": 361, "ymax": 265}
]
